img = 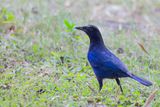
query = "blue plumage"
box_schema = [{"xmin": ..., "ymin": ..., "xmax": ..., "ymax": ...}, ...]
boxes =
[{"xmin": 75, "ymin": 25, "xmax": 152, "ymax": 93}]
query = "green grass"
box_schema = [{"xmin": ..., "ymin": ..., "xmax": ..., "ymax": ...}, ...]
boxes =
[{"xmin": 0, "ymin": 0, "xmax": 160, "ymax": 107}]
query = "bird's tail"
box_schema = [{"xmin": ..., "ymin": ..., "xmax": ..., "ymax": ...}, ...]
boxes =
[{"xmin": 129, "ymin": 74, "xmax": 152, "ymax": 86}]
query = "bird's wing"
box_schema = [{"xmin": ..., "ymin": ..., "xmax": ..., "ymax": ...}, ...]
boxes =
[
  {"xmin": 88, "ymin": 50, "xmax": 130, "ymax": 76},
  {"xmin": 104, "ymin": 54, "xmax": 129, "ymax": 73}
]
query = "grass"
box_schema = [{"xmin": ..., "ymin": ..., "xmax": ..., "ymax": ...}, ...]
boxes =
[{"xmin": 0, "ymin": 0, "xmax": 160, "ymax": 107}]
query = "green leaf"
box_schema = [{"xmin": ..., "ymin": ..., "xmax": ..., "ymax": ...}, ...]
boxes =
[
  {"xmin": 0, "ymin": 65, "xmax": 4, "ymax": 69},
  {"xmin": 32, "ymin": 44, "xmax": 39, "ymax": 53},
  {"xmin": 0, "ymin": 7, "xmax": 15, "ymax": 23},
  {"xmin": 64, "ymin": 19, "xmax": 75, "ymax": 32}
]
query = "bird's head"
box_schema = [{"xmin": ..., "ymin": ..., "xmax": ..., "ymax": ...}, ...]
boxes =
[
  {"xmin": 75, "ymin": 25, "xmax": 100, "ymax": 37},
  {"xmin": 75, "ymin": 25, "xmax": 104, "ymax": 45}
]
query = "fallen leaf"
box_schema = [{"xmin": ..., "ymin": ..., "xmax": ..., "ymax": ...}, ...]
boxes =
[
  {"xmin": 9, "ymin": 25, "xmax": 15, "ymax": 32},
  {"xmin": 117, "ymin": 47, "xmax": 124, "ymax": 54},
  {"xmin": 137, "ymin": 42, "xmax": 149, "ymax": 55},
  {"xmin": 143, "ymin": 89, "xmax": 158, "ymax": 107},
  {"xmin": 87, "ymin": 82, "xmax": 96, "ymax": 93}
]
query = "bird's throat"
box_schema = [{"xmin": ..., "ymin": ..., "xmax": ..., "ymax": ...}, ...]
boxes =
[{"xmin": 89, "ymin": 36, "xmax": 105, "ymax": 50}]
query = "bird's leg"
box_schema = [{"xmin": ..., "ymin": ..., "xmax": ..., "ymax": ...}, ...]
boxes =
[
  {"xmin": 97, "ymin": 77, "xmax": 103, "ymax": 92},
  {"xmin": 115, "ymin": 78, "xmax": 123, "ymax": 93}
]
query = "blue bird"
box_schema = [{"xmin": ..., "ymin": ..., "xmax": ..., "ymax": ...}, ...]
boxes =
[{"xmin": 75, "ymin": 25, "xmax": 152, "ymax": 93}]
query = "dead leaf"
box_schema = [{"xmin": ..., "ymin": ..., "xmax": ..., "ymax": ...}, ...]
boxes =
[
  {"xmin": 117, "ymin": 47, "xmax": 124, "ymax": 54},
  {"xmin": 0, "ymin": 84, "xmax": 12, "ymax": 89},
  {"xmin": 32, "ymin": 7, "xmax": 38, "ymax": 14},
  {"xmin": 137, "ymin": 42, "xmax": 149, "ymax": 55},
  {"xmin": 87, "ymin": 82, "xmax": 96, "ymax": 93},
  {"xmin": 143, "ymin": 89, "xmax": 158, "ymax": 107},
  {"xmin": 9, "ymin": 25, "xmax": 15, "ymax": 32}
]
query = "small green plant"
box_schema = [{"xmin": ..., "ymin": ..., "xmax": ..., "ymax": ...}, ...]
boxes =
[
  {"xmin": 64, "ymin": 19, "xmax": 75, "ymax": 32},
  {"xmin": 0, "ymin": 8, "xmax": 15, "ymax": 23}
]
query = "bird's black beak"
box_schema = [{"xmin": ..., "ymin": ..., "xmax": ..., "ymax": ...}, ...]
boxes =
[{"xmin": 75, "ymin": 26, "xmax": 84, "ymax": 31}]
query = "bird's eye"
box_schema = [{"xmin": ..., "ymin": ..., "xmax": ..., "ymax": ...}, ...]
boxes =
[{"xmin": 88, "ymin": 27, "xmax": 93, "ymax": 31}]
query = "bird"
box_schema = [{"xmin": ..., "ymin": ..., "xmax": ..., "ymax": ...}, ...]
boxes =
[{"xmin": 75, "ymin": 25, "xmax": 152, "ymax": 93}]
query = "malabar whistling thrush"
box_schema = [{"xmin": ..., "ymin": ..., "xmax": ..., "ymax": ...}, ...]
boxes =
[{"xmin": 75, "ymin": 25, "xmax": 152, "ymax": 93}]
